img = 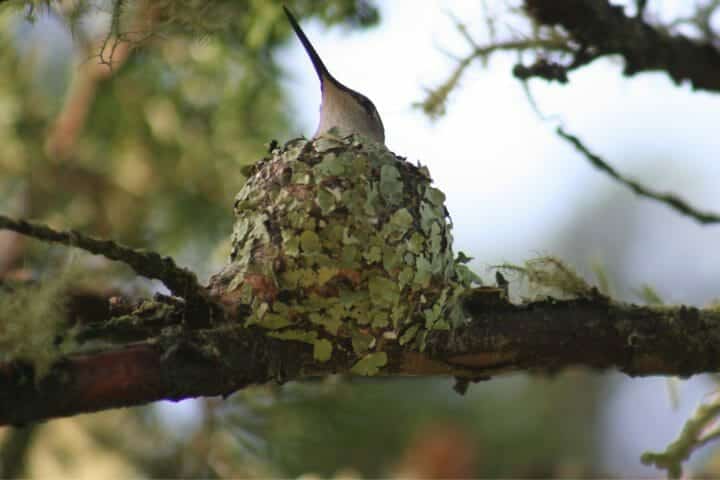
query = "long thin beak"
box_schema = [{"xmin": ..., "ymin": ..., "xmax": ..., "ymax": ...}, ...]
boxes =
[{"xmin": 283, "ymin": 6, "xmax": 332, "ymax": 84}]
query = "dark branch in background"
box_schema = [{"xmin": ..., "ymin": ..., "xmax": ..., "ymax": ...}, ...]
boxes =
[
  {"xmin": 0, "ymin": 214, "xmax": 215, "ymax": 322},
  {"xmin": 417, "ymin": 1, "xmax": 720, "ymax": 229},
  {"xmin": 521, "ymin": 0, "xmax": 720, "ymax": 92},
  {"xmin": 421, "ymin": 0, "xmax": 720, "ymax": 116},
  {"xmin": 556, "ymin": 128, "xmax": 720, "ymax": 225}
]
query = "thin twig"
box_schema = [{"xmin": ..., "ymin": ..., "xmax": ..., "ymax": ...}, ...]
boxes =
[
  {"xmin": 417, "ymin": 37, "xmax": 568, "ymax": 118},
  {"xmin": 635, "ymin": 0, "xmax": 648, "ymax": 19},
  {"xmin": 557, "ymin": 127, "xmax": 720, "ymax": 225},
  {"xmin": 0, "ymin": 214, "xmax": 213, "ymax": 313},
  {"xmin": 642, "ymin": 398, "xmax": 720, "ymax": 478}
]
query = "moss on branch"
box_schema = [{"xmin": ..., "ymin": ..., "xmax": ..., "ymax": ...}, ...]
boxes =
[
  {"xmin": 0, "ymin": 214, "xmax": 216, "ymax": 323},
  {"xmin": 2, "ymin": 287, "xmax": 720, "ymax": 425}
]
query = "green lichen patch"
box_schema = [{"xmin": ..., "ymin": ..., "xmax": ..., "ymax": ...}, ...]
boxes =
[
  {"xmin": 351, "ymin": 352, "xmax": 388, "ymax": 376},
  {"xmin": 0, "ymin": 275, "xmax": 77, "ymax": 380},
  {"xmin": 209, "ymin": 133, "xmax": 479, "ymax": 374},
  {"xmin": 313, "ymin": 339, "xmax": 333, "ymax": 362}
]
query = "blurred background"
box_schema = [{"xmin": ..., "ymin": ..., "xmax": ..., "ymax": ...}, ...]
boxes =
[{"xmin": 1, "ymin": 0, "xmax": 719, "ymax": 477}]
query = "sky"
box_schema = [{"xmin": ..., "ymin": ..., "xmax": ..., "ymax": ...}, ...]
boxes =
[{"xmin": 277, "ymin": 0, "xmax": 720, "ymax": 475}]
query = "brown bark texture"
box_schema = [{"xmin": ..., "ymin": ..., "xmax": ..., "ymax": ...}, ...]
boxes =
[
  {"xmin": 2, "ymin": 286, "xmax": 719, "ymax": 426},
  {"xmin": 520, "ymin": 0, "xmax": 720, "ymax": 92}
]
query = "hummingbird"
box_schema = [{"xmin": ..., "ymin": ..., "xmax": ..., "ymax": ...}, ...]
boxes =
[{"xmin": 283, "ymin": 6, "xmax": 385, "ymax": 144}]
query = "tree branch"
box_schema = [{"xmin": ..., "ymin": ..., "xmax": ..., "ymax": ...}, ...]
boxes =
[
  {"xmin": 0, "ymin": 214, "xmax": 215, "ymax": 322},
  {"xmin": 416, "ymin": 38, "xmax": 569, "ymax": 118},
  {"xmin": 642, "ymin": 398, "xmax": 720, "ymax": 478},
  {"xmin": 2, "ymin": 288, "xmax": 720, "ymax": 425},
  {"xmin": 522, "ymin": 0, "xmax": 720, "ymax": 92},
  {"xmin": 556, "ymin": 127, "xmax": 720, "ymax": 225}
]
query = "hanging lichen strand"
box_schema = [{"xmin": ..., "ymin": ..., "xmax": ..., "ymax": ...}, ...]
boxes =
[{"xmin": 209, "ymin": 133, "xmax": 478, "ymax": 374}]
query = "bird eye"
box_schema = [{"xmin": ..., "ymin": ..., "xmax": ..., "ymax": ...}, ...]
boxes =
[{"xmin": 349, "ymin": 91, "xmax": 374, "ymax": 111}]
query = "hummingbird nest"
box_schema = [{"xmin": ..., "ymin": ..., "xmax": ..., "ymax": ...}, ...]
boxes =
[{"xmin": 209, "ymin": 133, "xmax": 477, "ymax": 374}]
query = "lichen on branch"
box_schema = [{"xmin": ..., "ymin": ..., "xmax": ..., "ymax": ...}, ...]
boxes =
[
  {"xmin": 208, "ymin": 133, "xmax": 479, "ymax": 374},
  {"xmin": 0, "ymin": 274, "xmax": 76, "ymax": 379},
  {"xmin": 0, "ymin": 214, "xmax": 213, "ymax": 318},
  {"xmin": 642, "ymin": 396, "xmax": 720, "ymax": 478}
]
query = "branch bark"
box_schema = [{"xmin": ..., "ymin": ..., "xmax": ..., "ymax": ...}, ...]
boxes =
[
  {"xmin": 2, "ymin": 288, "xmax": 719, "ymax": 426},
  {"xmin": 522, "ymin": 0, "xmax": 720, "ymax": 92},
  {"xmin": 0, "ymin": 214, "xmax": 216, "ymax": 324}
]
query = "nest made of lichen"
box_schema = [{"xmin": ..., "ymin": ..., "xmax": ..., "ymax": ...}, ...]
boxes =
[{"xmin": 209, "ymin": 133, "xmax": 478, "ymax": 369}]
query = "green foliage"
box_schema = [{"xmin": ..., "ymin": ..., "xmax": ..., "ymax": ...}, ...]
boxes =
[
  {"xmin": 2, "ymin": 1, "xmax": 380, "ymax": 46},
  {"xmin": 218, "ymin": 374, "xmax": 604, "ymax": 478},
  {"xmin": 350, "ymin": 351, "xmax": 387, "ymax": 375},
  {"xmin": 312, "ymin": 338, "xmax": 332, "ymax": 362}
]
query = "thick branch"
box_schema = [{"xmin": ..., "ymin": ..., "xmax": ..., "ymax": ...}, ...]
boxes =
[
  {"xmin": 2, "ymin": 291, "xmax": 720, "ymax": 425},
  {"xmin": 523, "ymin": 0, "xmax": 720, "ymax": 92},
  {"xmin": 437, "ymin": 296, "xmax": 720, "ymax": 378}
]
